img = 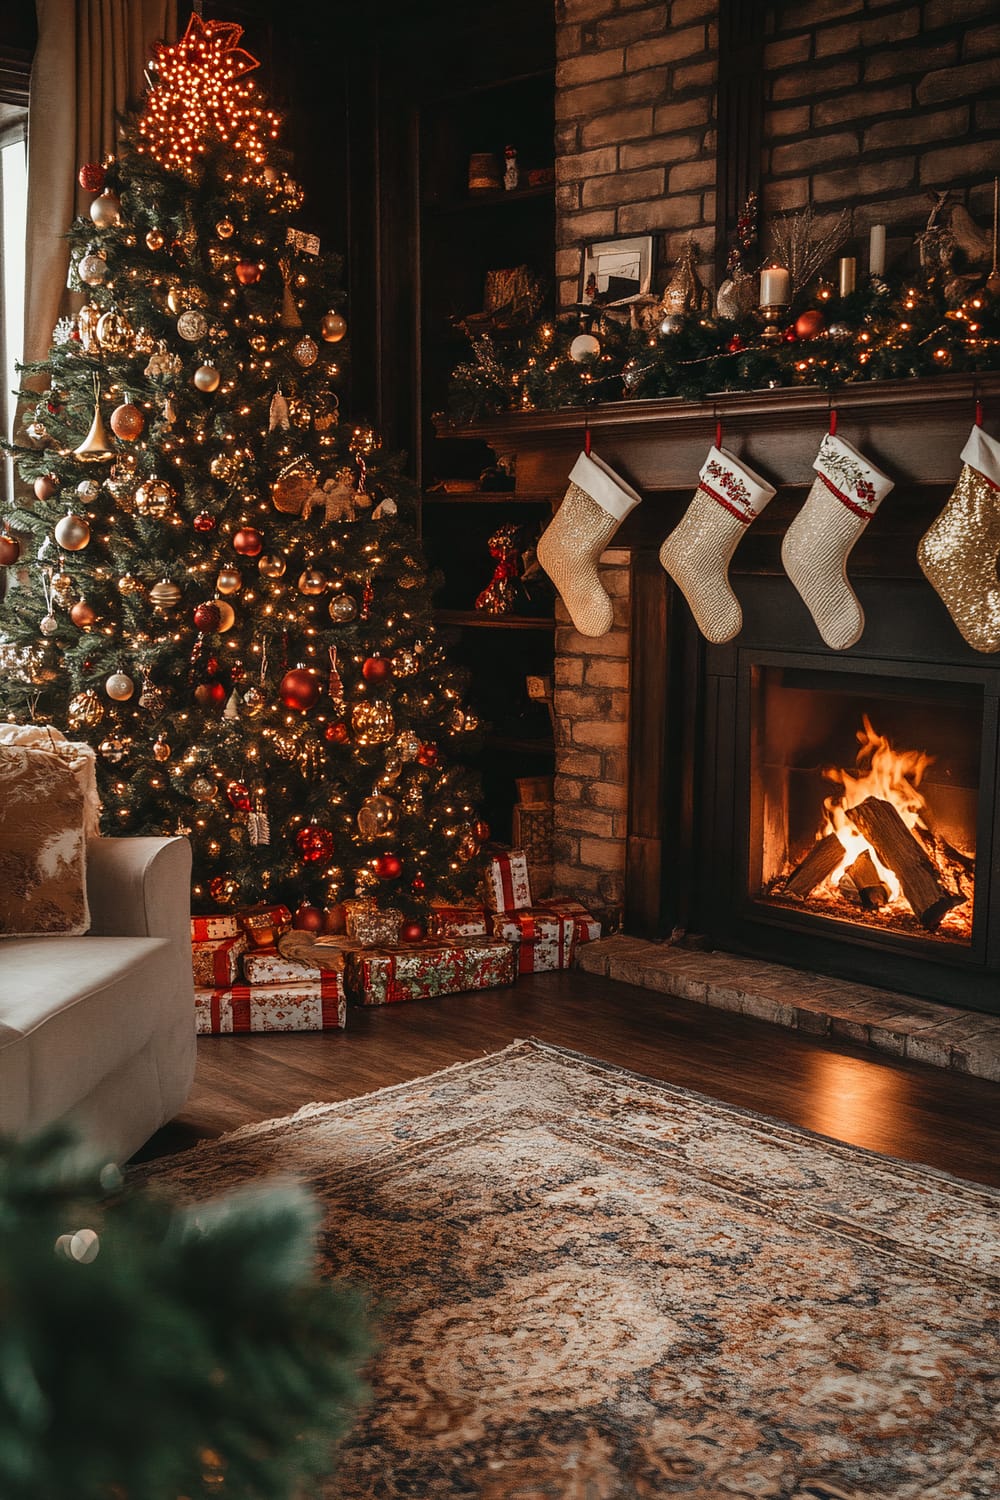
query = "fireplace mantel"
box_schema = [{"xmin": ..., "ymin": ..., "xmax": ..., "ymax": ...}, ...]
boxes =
[
  {"xmin": 446, "ymin": 376, "xmax": 1000, "ymax": 1008},
  {"xmin": 450, "ymin": 373, "xmax": 1000, "ymax": 495}
]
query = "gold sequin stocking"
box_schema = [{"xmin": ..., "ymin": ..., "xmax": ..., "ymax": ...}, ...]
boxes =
[{"xmin": 918, "ymin": 463, "xmax": 1000, "ymax": 654}]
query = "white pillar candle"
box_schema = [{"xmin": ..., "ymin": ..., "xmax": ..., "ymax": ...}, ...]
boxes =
[
  {"xmin": 759, "ymin": 265, "xmax": 791, "ymax": 307},
  {"xmin": 869, "ymin": 224, "xmax": 886, "ymax": 277}
]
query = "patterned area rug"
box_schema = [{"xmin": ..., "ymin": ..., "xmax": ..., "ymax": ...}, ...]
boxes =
[{"xmin": 141, "ymin": 1040, "xmax": 999, "ymax": 1499}]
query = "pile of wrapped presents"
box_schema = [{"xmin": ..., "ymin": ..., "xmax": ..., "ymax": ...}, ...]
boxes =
[{"xmin": 191, "ymin": 849, "xmax": 600, "ymax": 1035}]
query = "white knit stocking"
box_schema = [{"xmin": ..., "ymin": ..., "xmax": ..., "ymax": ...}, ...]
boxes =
[
  {"xmin": 659, "ymin": 445, "xmax": 776, "ymax": 644},
  {"xmin": 537, "ymin": 449, "xmax": 641, "ymax": 637},
  {"xmin": 782, "ymin": 432, "xmax": 893, "ymax": 650}
]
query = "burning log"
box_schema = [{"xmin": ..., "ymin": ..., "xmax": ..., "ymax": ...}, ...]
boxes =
[
  {"xmin": 844, "ymin": 850, "xmax": 890, "ymax": 910},
  {"xmin": 845, "ymin": 796, "xmax": 960, "ymax": 930},
  {"xmin": 783, "ymin": 832, "xmax": 846, "ymax": 899}
]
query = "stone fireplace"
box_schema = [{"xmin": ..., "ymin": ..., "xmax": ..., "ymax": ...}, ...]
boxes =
[{"xmin": 463, "ymin": 373, "xmax": 1000, "ymax": 1017}]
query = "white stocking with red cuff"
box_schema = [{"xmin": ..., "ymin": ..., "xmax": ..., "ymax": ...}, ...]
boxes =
[
  {"xmin": 658, "ymin": 445, "xmax": 776, "ymax": 644},
  {"xmin": 536, "ymin": 449, "xmax": 641, "ymax": 637},
  {"xmin": 781, "ymin": 432, "xmax": 894, "ymax": 651},
  {"xmin": 917, "ymin": 424, "xmax": 1000, "ymax": 654}
]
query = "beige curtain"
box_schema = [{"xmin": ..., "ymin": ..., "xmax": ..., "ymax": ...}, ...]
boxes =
[{"xmin": 23, "ymin": 0, "xmax": 177, "ymax": 364}]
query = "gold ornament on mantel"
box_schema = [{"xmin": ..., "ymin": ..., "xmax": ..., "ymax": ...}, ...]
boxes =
[{"xmin": 659, "ymin": 236, "xmax": 713, "ymax": 318}]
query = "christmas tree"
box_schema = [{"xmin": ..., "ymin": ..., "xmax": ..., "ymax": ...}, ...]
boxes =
[
  {"xmin": 1, "ymin": 14, "xmax": 485, "ymax": 918},
  {"xmin": 0, "ymin": 1126, "xmax": 369, "ymax": 1500}
]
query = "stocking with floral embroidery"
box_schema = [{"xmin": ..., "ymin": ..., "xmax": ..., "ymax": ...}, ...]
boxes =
[
  {"xmin": 781, "ymin": 433, "xmax": 894, "ymax": 651},
  {"xmin": 659, "ymin": 445, "xmax": 776, "ymax": 644}
]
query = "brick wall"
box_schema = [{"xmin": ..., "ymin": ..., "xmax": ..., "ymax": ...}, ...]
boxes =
[
  {"xmin": 554, "ymin": 0, "xmax": 1000, "ymax": 302},
  {"xmin": 551, "ymin": 549, "xmax": 630, "ymax": 921},
  {"xmin": 554, "ymin": 0, "xmax": 718, "ymax": 309},
  {"xmin": 761, "ymin": 0, "xmax": 1000, "ymax": 260}
]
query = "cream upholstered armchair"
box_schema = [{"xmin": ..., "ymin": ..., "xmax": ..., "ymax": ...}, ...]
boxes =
[
  {"xmin": 0, "ymin": 833, "xmax": 196, "ymax": 1163},
  {"xmin": 0, "ymin": 725, "xmax": 196, "ymax": 1160}
]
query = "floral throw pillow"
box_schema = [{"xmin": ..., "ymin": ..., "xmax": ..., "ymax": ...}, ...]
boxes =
[{"xmin": 0, "ymin": 744, "xmax": 89, "ymax": 935}]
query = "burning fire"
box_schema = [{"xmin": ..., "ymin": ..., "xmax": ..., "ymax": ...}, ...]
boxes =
[
  {"xmin": 821, "ymin": 715, "xmax": 934, "ymax": 904},
  {"xmin": 774, "ymin": 714, "xmax": 974, "ymax": 941}
]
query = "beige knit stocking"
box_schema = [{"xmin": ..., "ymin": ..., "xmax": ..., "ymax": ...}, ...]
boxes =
[
  {"xmin": 659, "ymin": 446, "xmax": 775, "ymax": 644},
  {"xmin": 782, "ymin": 432, "xmax": 893, "ymax": 651},
  {"xmin": 537, "ymin": 449, "xmax": 641, "ymax": 637}
]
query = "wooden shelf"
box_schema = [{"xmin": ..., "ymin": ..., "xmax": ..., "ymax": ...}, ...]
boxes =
[
  {"xmin": 423, "ymin": 489, "xmax": 553, "ymax": 505},
  {"xmin": 424, "ymin": 182, "xmax": 554, "ymax": 215},
  {"xmin": 434, "ymin": 608, "xmax": 555, "ymax": 630}
]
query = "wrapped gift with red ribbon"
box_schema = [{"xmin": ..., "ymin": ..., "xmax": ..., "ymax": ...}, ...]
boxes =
[
  {"xmin": 191, "ymin": 933, "xmax": 247, "ymax": 987},
  {"xmin": 236, "ymin": 902, "xmax": 293, "ymax": 951},
  {"xmin": 429, "ymin": 903, "xmax": 490, "ymax": 938},
  {"xmin": 195, "ymin": 972, "xmax": 346, "ymax": 1035},
  {"xmin": 488, "ymin": 908, "xmax": 575, "ymax": 973},
  {"xmin": 535, "ymin": 898, "xmax": 601, "ymax": 944},
  {"xmin": 190, "ymin": 912, "xmax": 241, "ymax": 942},
  {"xmin": 346, "ymin": 934, "xmax": 515, "ymax": 1006},
  {"xmin": 241, "ymin": 946, "xmax": 319, "ymax": 986},
  {"xmin": 485, "ymin": 849, "xmax": 532, "ymax": 913}
]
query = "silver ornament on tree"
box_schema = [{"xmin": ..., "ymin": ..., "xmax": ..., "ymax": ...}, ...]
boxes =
[
  {"xmin": 193, "ymin": 364, "xmax": 221, "ymax": 392},
  {"xmin": 89, "ymin": 189, "xmax": 122, "ymax": 228},
  {"xmin": 78, "ymin": 250, "xmax": 108, "ymax": 286},
  {"xmin": 569, "ymin": 331, "xmax": 600, "ymax": 361},
  {"xmin": 54, "ymin": 512, "xmax": 91, "ymax": 551},
  {"xmin": 105, "ymin": 670, "xmax": 135, "ymax": 701}
]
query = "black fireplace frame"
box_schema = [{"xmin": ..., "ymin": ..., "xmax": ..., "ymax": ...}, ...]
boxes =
[{"xmin": 696, "ymin": 578, "xmax": 1000, "ymax": 1012}]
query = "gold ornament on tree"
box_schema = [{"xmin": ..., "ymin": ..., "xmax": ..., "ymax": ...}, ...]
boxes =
[
  {"xmin": 73, "ymin": 379, "xmax": 114, "ymax": 461},
  {"xmin": 351, "ymin": 699, "xmax": 396, "ymax": 745},
  {"xmin": 68, "ymin": 689, "xmax": 104, "ymax": 728},
  {"xmin": 150, "ymin": 578, "xmax": 182, "ymax": 610}
]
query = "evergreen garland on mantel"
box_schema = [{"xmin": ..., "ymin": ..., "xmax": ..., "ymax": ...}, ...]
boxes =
[{"xmin": 447, "ymin": 272, "xmax": 1000, "ymax": 424}]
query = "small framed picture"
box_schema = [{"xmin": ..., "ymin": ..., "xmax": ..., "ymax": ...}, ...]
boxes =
[{"xmin": 581, "ymin": 236, "xmax": 654, "ymax": 307}]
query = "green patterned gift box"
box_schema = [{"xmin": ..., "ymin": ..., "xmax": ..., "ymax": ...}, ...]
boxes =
[{"xmin": 346, "ymin": 934, "xmax": 516, "ymax": 1005}]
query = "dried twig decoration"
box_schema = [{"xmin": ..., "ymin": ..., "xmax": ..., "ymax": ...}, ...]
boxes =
[{"xmin": 767, "ymin": 207, "xmax": 851, "ymax": 294}]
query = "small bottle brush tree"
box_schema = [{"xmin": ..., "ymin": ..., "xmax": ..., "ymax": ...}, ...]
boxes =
[{"xmin": 1, "ymin": 15, "xmax": 484, "ymax": 915}]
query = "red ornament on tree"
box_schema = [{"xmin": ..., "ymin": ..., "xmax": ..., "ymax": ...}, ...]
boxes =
[
  {"xmin": 235, "ymin": 260, "xmax": 262, "ymax": 285},
  {"xmin": 280, "ymin": 668, "xmax": 320, "ymax": 711},
  {"xmin": 727, "ymin": 334, "xmax": 745, "ymax": 354},
  {"xmin": 194, "ymin": 680, "xmax": 228, "ymax": 707},
  {"xmin": 324, "ymin": 721, "xmax": 350, "ymax": 744},
  {"xmin": 0, "ymin": 534, "xmax": 21, "ymax": 566},
  {"xmin": 193, "ymin": 601, "xmax": 222, "ymax": 632},
  {"xmin": 361, "ymin": 655, "xmax": 392, "ymax": 685},
  {"xmin": 78, "ymin": 162, "xmax": 106, "ymax": 193},
  {"xmin": 782, "ymin": 326, "xmax": 798, "ymax": 343},
  {"xmin": 373, "ymin": 852, "xmax": 403, "ymax": 879},
  {"xmin": 399, "ymin": 918, "xmax": 426, "ymax": 944},
  {"xmin": 296, "ymin": 824, "xmax": 335, "ymax": 863},
  {"xmin": 410, "ymin": 874, "xmax": 426, "ymax": 893},
  {"xmin": 193, "ymin": 511, "xmax": 217, "ymax": 533},
  {"xmin": 794, "ymin": 308, "xmax": 825, "ymax": 340},
  {"xmin": 416, "ymin": 743, "xmax": 438, "ymax": 767},
  {"xmin": 33, "ymin": 474, "xmax": 59, "ymax": 501},
  {"xmin": 226, "ymin": 781, "xmax": 252, "ymax": 811},
  {"xmin": 232, "ymin": 526, "xmax": 263, "ymax": 556},
  {"xmin": 293, "ymin": 901, "xmax": 324, "ymax": 932}
]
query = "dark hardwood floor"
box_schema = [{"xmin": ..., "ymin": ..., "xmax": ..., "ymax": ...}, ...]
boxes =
[{"xmin": 139, "ymin": 970, "xmax": 1000, "ymax": 1187}]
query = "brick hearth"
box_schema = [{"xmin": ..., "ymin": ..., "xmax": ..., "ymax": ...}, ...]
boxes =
[{"xmin": 577, "ymin": 936, "xmax": 1000, "ymax": 1082}]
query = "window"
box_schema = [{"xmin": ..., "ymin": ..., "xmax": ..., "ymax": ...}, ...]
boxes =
[{"xmin": 1, "ymin": 109, "xmax": 28, "ymax": 506}]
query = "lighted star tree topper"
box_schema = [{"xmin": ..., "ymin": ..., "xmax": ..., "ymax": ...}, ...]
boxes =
[{"xmin": 136, "ymin": 14, "xmax": 279, "ymax": 176}]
